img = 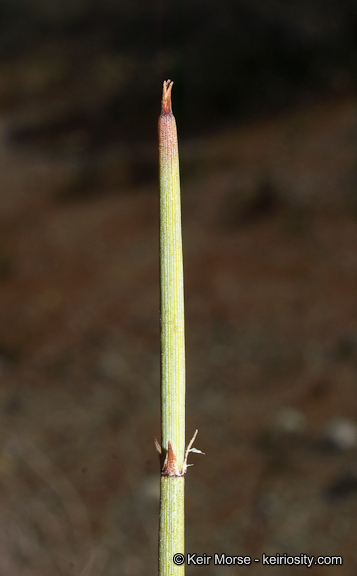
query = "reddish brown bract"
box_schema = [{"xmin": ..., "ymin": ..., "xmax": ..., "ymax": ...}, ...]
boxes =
[
  {"xmin": 161, "ymin": 441, "xmax": 181, "ymax": 476},
  {"xmin": 161, "ymin": 80, "xmax": 173, "ymax": 116}
]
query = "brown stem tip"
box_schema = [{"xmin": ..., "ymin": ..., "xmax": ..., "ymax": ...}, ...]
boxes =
[{"xmin": 161, "ymin": 79, "xmax": 173, "ymax": 115}]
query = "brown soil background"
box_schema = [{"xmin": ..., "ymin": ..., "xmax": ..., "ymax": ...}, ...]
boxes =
[{"xmin": 0, "ymin": 59, "xmax": 357, "ymax": 576}]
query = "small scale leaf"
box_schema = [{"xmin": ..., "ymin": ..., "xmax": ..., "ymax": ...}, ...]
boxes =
[{"xmin": 189, "ymin": 448, "xmax": 205, "ymax": 454}]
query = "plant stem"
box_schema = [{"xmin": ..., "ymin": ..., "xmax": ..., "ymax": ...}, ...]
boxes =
[
  {"xmin": 158, "ymin": 79, "xmax": 186, "ymax": 576},
  {"xmin": 159, "ymin": 477, "xmax": 184, "ymax": 576}
]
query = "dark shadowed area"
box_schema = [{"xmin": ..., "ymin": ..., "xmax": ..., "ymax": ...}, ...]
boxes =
[{"xmin": 0, "ymin": 1, "xmax": 357, "ymax": 575}]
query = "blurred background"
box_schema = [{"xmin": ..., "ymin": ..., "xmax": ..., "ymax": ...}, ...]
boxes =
[{"xmin": 0, "ymin": 0, "xmax": 357, "ymax": 574}]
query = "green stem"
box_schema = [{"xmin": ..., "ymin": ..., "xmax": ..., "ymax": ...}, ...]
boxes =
[
  {"xmin": 159, "ymin": 79, "xmax": 185, "ymax": 467},
  {"xmin": 159, "ymin": 477, "xmax": 185, "ymax": 576},
  {"xmin": 158, "ymin": 79, "xmax": 186, "ymax": 576}
]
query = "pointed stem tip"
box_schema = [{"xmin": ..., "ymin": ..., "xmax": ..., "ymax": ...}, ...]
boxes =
[{"xmin": 161, "ymin": 79, "xmax": 173, "ymax": 116}]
